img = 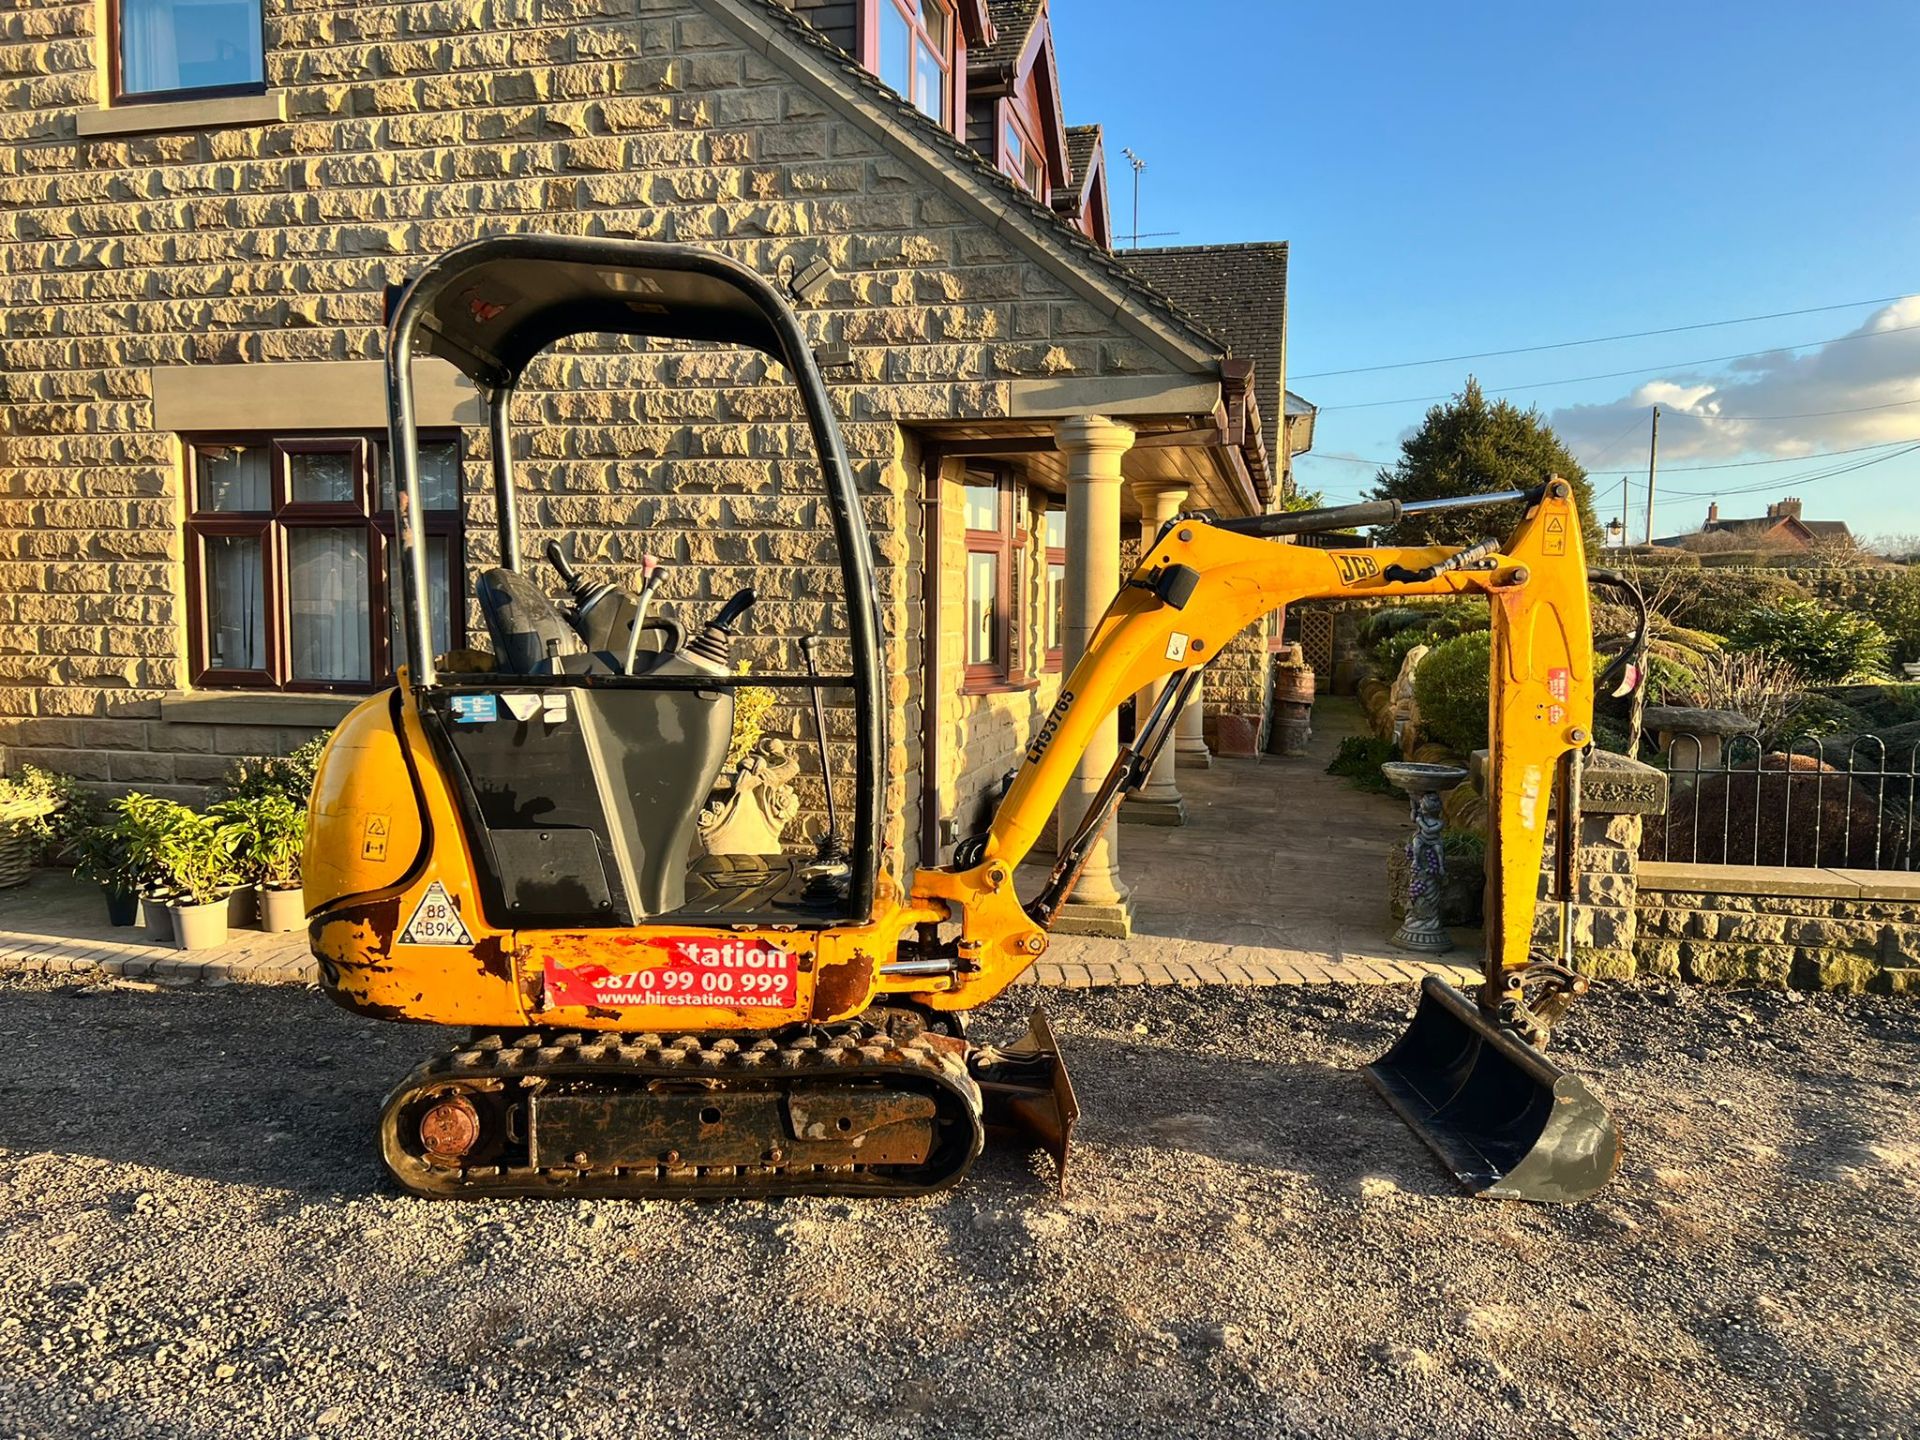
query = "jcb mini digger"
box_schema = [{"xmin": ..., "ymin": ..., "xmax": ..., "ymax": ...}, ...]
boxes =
[{"xmin": 306, "ymin": 236, "xmax": 1644, "ymax": 1205}]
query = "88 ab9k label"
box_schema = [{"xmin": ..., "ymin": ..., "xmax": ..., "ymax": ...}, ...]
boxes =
[{"xmin": 542, "ymin": 938, "xmax": 799, "ymax": 1010}]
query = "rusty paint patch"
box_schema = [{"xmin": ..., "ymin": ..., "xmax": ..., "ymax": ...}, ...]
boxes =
[
  {"xmin": 812, "ymin": 952, "xmax": 875, "ymax": 1020},
  {"xmin": 473, "ymin": 934, "xmax": 513, "ymax": 982}
]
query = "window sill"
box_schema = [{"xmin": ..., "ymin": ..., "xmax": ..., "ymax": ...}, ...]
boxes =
[
  {"xmin": 960, "ymin": 676, "xmax": 1042, "ymax": 699},
  {"xmin": 77, "ymin": 90, "xmax": 286, "ymax": 140},
  {"xmin": 159, "ymin": 690, "xmax": 364, "ymax": 728}
]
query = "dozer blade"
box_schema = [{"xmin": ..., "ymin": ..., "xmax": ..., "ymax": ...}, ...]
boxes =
[
  {"xmin": 1364, "ymin": 975, "xmax": 1620, "ymax": 1204},
  {"xmin": 971, "ymin": 1007, "xmax": 1081, "ymax": 1192}
]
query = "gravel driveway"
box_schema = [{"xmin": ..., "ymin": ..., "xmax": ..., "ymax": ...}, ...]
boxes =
[{"xmin": 0, "ymin": 974, "xmax": 1915, "ymax": 1440}]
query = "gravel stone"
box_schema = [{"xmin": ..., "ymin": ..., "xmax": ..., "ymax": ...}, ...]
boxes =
[{"xmin": 0, "ymin": 974, "xmax": 1914, "ymax": 1438}]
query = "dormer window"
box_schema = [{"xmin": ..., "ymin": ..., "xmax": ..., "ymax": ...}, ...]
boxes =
[
  {"xmin": 878, "ymin": 0, "xmax": 954, "ymax": 124},
  {"xmin": 1002, "ymin": 112, "xmax": 1045, "ymax": 199},
  {"xmin": 113, "ymin": 0, "xmax": 266, "ymax": 103}
]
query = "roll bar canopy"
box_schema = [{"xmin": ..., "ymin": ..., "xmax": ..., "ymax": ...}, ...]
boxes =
[{"xmin": 382, "ymin": 236, "xmax": 885, "ymax": 917}]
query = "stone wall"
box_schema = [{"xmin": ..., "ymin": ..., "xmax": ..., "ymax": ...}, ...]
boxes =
[
  {"xmin": 0, "ymin": 0, "xmax": 1214, "ymax": 880},
  {"xmin": 1636, "ymin": 863, "xmax": 1920, "ymax": 994}
]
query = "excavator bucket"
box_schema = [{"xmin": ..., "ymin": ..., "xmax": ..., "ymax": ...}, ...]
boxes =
[
  {"xmin": 971, "ymin": 1008, "xmax": 1081, "ymax": 1192},
  {"xmin": 1365, "ymin": 976, "xmax": 1620, "ymax": 1204}
]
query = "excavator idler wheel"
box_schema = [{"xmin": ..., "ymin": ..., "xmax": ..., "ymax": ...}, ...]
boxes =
[
  {"xmin": 418, "ymin": 1094, "xmax": 483, "ymax": 1161},
  {"xmin": 1364, "ymin": 975, "xmax": 1620, "ymax": 1205}
]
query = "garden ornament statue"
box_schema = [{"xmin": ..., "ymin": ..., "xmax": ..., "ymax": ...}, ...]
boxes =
[
  {"xmin": 1390, "ymin": 644, "xmax": 1429, "ymax": 752},
  {"xmin": 697, "ymin": 737, "xmax": 802, "ymax": 857},
  {"xmin": 1381, "ymin": 760, "xmax": 1470, "ymax": 953}
]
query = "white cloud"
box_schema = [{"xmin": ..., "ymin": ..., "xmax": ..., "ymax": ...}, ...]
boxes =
[{"xmin": 1546, "ymin": 298, "xmax": 1920, "ymax": 467}]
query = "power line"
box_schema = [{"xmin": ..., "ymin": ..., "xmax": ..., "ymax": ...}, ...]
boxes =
[
  {"xmin": 1293, "ymin": 292, "xmax": 1918, "ymax": 379},
  {"xmin": 1656, "ymin": 438, "xmax": 1920, "ymax": 473},
  {"xmin": 1315, "ymin": 320, "xmax": 1920, "ymax": 413},
  {"xmin": 1660, "ymin": 442, "xmax": 1920, "ymax": 499},
  {"xmin": 1660, "ymin": 396, "xmax": 1920, "ymax": 422}
]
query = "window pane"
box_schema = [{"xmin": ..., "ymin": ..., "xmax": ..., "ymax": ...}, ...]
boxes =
[
  {"xmin": 878, "ymin": 2, "xmax": 911, "ymax": 96},
  {"xmin": 1003, "ymin": 123, "xmax": 1025, "ymax": 183},
  {"xmin": 195, "ymin": 445, "xmax": 269, "ymax": 512},
  {"xmin": 963, "ymin": 483, "xmax": 999, "ymax": 532},
  {"xmin": 919, "ymin": 0, "xmax": 951, "ymax": 49},
  {"xmin": 288, "ymin": 528, "xmax": 371, "ymax": 682},
  {"xmin": 1044, "ymin": 508, "xmax": 1065, "ymax": 550},
  {"xmin": 202, "ymin": 534, "xmax": 265, "ymax": 670},
  {"xmin": 382, "ymin": 441, "xmax": 461, "ymax": 512},
  {"xmin": 966, "ymin": 551, "xmax": 998, "ymax": 667},
  {"xmin": 121, "ymin": 0, "xmax": 264, "ymax": 97},
  {"xmin": 913, "ymin": 37, "xmax": 944, "ymax": 120},
  {"xmin": 288, "ymin": 449, "xmax": 356, "ymax": 505},
  {"xmin": 1046, "ymin": 559, "xmax": 1066, "ymax": 653},
  {"xmin": 390, "ymin": 535, "xmax": 455, "ymax": 667}
]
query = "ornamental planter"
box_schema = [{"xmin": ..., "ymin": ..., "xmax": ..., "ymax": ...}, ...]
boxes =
[
  {"xmin": 101, "ymin": 883, "xmax": 140, "ymax": 928},
  {"xmin": 259, "ymin": 884, "xmax": 306, "ymax": 933},
  {"xmin": 141, "ymin": 894, "xmax": 175, "ymax": 943},
  {"xmin": 226, "ymin": 883, "xmax": 258, "ymax": 930},
  {"xmin": 168, "ymin": 897, "xmax": 230, "ymax": 952}
]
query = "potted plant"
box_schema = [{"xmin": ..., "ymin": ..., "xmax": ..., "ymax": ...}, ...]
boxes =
[
  {"xmin": 0, "ymin": 765, "xmax": 68, "ymax": 890},
  {"xmin": 70, "ymin": 812, "xmax": 140, "ymax": 926},
  {"xmin": 212, "ymin": 791, "xmax": 307, "ymax": 932},
  {"xmin": 117, "ymin": 794, "xmax": 195, "ymax": 942},
  {"xmin": 154, "ymin": 811, "xmax": 241, "ymax": 951}
]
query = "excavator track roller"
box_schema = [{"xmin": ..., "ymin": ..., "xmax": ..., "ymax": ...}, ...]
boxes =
[{"xmin": 1364, "ymin": 976, "xmax": 1620, "ymax": 1204}]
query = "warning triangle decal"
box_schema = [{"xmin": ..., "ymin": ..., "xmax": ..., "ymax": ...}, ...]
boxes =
[
  {"xmin": 399, "ymin": 881, "xmax": 473, "ymax": 946},
  {"xmin": 1545, "ymin": 516, "xmax": 1565, "ymax": 532}
]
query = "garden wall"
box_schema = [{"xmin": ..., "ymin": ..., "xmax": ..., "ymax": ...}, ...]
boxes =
[{"xmin": 1635, "ymin": 862, "xmax": 1920, "ymax": 995}]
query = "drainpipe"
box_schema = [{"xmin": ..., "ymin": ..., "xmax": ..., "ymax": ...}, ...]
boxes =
[{"xmin": 918, "ymin": 445, "xmax": 945, "ymax": 871}]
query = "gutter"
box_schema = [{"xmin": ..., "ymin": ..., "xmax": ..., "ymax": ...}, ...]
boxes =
[{"xmin": 918, "ymin": 444, "xmax": 945, "ymax": 870}]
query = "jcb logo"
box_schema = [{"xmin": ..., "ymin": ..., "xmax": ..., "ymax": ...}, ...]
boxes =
[
  {"xmin": 1334, "ymin": 552, "xmax": 1380, "ymax": 586},
  {"xmin": 1025, "ymin": 690, "xmax": 1075, "ymax": 763}
]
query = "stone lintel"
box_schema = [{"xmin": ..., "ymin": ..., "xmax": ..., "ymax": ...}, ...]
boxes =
[
  {"xmin": 152, "ymin": 359, "xmax": 482, "ymax": 433},
  {"xmin": 1010, "ymin": 374, "xmax": 1219, "ymax": 419},
  {"xmin": 1637, "ymin": 861, "xmax": 1876, "ymax": 901}
]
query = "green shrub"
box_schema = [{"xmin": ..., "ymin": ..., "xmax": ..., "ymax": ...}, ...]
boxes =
[
  {"xmin": 217, "ymin": 735, "xmax": 329, "ymax": 804},
  {"xmin": 209, "ymin": 791, "xmax": 307, "ymax": 889},
  {"xmin": 1728, "ymin": 597, "xmax": 1891, "ymax": 683},
  {"xmin": 1770, "ymin": 695, "xmax": 1866, "ymax": 747},
  {"xmin": 1367, "ymin": 602, "xmax": 1488, "ymax": 678},
  {"xmin": 1854, "ymin": 567, "xmax": 1920, "ymax": 663},
  {"xmin": 1413, "ymin": 629, "xmax": 1493, "ymax": 755},
  {"xmin": 1638, "ymin": 570, "xmax": 1808, "ymax": 637},
  {"xmin": 1325, "ymin": 735, "xmax": 1398, "ymax": 795}
]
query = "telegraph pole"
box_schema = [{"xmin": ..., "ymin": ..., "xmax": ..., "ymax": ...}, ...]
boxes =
[
  {"xmin": 1620, "ymin": 474, "xmax": 1629, "ymax": 547},
  {"xmin": 1642, "ymin": 405, "xmax": 1661, "ymax": 545}
]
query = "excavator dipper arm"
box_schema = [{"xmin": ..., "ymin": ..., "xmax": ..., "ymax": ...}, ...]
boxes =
[{"xmin": 906, "ymin": 478, "xmax": 1596, "ymax": 1021}]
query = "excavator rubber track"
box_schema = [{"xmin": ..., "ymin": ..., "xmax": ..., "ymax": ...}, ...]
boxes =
[{"xmin": 380, "ymin": 1022, "xmax": 987, "ymax": 1201}]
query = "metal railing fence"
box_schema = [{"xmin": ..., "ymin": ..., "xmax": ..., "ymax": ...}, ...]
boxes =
[{"xmin": 1644, "ymin": 732, "xmax": 1919, "ymax": 871}]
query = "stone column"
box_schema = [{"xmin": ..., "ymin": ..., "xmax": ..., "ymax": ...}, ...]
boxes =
[
  {"xmin": 1051, "ymin": 415, "xmax": 1135, "ymax": 937},
  {"xmin": 1176, "ymin": 691, "xmax": 1211, "ymax": 769},
  {"xmin": 1121, "ymin": 480, "xmax": 1188, "ymax": 826}
]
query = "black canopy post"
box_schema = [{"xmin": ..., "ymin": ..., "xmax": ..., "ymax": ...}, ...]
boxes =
[{"xmin": 486, "ymin": 382, "xmax": 520, "ymax": 571}]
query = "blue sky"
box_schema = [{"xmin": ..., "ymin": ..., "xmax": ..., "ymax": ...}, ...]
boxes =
[{"xmin": 1050, "ymin": 2, "xmax": 1920, "ymax": 543}]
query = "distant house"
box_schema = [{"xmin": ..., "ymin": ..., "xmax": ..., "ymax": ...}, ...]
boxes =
[{"xmin": 1653, "ymin": 497, "xmax": 1854, "ymax": 552}]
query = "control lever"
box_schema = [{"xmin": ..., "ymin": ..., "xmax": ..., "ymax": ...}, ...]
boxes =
[
  {"xmin": 684, "ymin": 587, "xmax": 756, "ymax": 670},
  {"xmin": 545, "ymin": 539, "xmax": 636, "ymax": 655},
  {"xmin": 619, "ymin": 555, "xmax": 664, "ymax": 675},
  {"xmin": 799, "ymin": 634, "xmax": 847, "ymax": 866}
]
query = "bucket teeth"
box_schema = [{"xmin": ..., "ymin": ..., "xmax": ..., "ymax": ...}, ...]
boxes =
[{"xmin": 1365, "ymin": 976, "xmax": 1621, "ymax": 1204}]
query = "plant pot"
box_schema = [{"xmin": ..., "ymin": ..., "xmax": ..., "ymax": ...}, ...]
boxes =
[
  {"xmin": 259, "ymin": 884, "xmax": 306, "ymax": 933},
  {"xmin": 141, "ymin": 894, "xmax": 175, "ymax": 943},
  {"xmin": 226, "ymin": 883, "xmax": 258, "ymax": 929},
  {"xmin": 101, "ymin": 883, "xmax": 140, "ymax": 928},
  {"xmin": 168, "ymin": 897, "xmax": 230, "ymax": 952}
]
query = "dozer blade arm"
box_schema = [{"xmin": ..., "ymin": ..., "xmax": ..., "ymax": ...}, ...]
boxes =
[{"xmin": 909, "ymin": 479, "xmax": 1595, "ymax": 1017}]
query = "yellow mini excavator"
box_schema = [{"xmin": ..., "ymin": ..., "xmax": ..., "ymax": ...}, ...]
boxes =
[{"xmin": 306, "ymin": 236, "xmax": 1647, "ymax": 1205}]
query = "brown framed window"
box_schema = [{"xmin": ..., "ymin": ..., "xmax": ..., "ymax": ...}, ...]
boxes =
[
  {"xmin": 963, "ymin": 471, "xmax": 1027, "ymax": 692},
  {"xmin": 1043, "ymin": 505, "xmax": 1067, "ymax": 672},
  {"xmin": 111, "ymin": 0, "xmax": 267, "ymax": 105},
  {"xmin": 875, "ymin": 0, "xmax": 954, "ymax": 125},
  {"xmin": 1001, "ymin": 107, "xmax": 1046, "ymax": 199},
  {"xmin": 185, "ymin": 433, "xmax": 463, "ymax": 693}
]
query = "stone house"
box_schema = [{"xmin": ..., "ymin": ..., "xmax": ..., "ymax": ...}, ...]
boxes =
[{"xmin": 0, "ymin": 0, "xmax": 1305, "ymax": 935}]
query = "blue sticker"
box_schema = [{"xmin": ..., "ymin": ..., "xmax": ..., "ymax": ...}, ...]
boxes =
[{"xmin": 450, "ymin": 693, "xmax": 498, "ymax": 725}]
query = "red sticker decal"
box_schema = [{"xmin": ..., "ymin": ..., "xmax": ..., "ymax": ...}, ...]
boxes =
[
  {"xmin": 543, "ymin": 937, "xmax": 798, "ymax": 1010},
  {"xmin": 1547, "ymin": 667, "xmax": 1570, "ymax": 702}
]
